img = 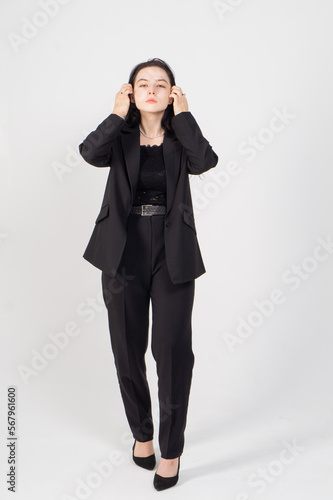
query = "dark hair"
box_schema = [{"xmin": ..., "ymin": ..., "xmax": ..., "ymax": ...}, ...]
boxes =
[{"xmin": 124, "ymin": 58, "xmax": 176, "ymax": 132}]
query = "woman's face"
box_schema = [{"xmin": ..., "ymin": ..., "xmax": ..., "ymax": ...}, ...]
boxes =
[{"xmin": 130, "ymin": 66, "xmax": 173, "ymax": 114}]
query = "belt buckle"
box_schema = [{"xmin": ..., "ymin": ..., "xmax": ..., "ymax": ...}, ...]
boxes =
[{"xmin": 141, "ymin": 204, "xmax": 153, "ymax": 216}]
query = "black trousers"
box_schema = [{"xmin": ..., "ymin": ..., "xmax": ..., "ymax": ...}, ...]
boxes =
[{"xmin": 101, "ymin": 212, "xmax": 195, "ymax": 459}]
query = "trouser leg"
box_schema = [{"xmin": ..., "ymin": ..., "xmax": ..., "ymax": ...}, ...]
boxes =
[
  {"xmin": 101, "ymin": 214, "xmax": 153, "ymax": 442},
  {"xmin": 150, "ymin": 215, "xmax": 195, "ymax": 459}
]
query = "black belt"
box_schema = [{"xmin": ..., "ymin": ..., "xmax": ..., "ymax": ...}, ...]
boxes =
[{"xmin": 130, "ymin": 204, "xmax": 166, "ymax": 216}]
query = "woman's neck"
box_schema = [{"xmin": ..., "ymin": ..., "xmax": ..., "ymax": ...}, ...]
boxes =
[{"xmin": 139, "ymin": 111, "xmax": 164, "ymax": 138}]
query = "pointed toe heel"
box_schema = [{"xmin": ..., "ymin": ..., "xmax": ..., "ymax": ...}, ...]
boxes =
[
  {"xmin": 153, "ymin": 456, "xmax": 180, "ymax": 491},
  {"xmin": 132, "ymin": 440, "xmax": 156, "ymax": 471}
]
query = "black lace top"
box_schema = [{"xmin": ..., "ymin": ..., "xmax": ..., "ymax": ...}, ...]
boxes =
[{"xmin": 132, "ymin": 144, "xmax": 166, "ymax": 206}]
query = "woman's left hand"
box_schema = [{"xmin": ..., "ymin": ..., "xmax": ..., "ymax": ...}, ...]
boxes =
[{"xmin": 169, "ymin": 86, "xmax": 189, "ymax": 115}]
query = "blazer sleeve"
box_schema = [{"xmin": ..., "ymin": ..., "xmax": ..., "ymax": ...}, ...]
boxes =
[
  {"xmin": 78, "ymin": 113, "xmax": 126, "ymax": 167},
  {"xmin": 171, "ymin": 111, "xmax": 219, "ymax": 175}
]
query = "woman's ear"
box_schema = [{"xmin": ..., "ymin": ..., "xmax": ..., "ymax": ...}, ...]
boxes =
[{"xmin": 130, "ymin": 92, "xmax": 135, "ymax": 104}]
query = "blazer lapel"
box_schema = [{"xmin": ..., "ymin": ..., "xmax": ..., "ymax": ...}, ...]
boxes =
[
  {"xmin": 120, "ymin": 124, "xmax": 181, "ymax": 217},
  {"xmin": 120, "ymin": 125, "xmax": 140, "ymax": 205}
]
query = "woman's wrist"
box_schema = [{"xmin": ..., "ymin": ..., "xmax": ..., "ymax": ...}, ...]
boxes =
[{"xmin": 112, "ymin": 109, "xmax": 126, "ymax": 119}]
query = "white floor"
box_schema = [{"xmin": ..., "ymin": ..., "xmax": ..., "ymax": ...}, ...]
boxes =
[{"xmin": 2, "ymin": 386, "xmax": 332, "ymax": 500}]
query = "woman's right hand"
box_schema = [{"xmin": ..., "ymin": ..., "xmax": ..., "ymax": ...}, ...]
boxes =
[{"xmin": 112, "ymin": 83, "xmax": 133, "ymax": 118}]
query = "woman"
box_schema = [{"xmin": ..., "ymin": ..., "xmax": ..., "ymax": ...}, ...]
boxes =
[{"xmin": 79, "ymin": 58, "xmax": 218, "ymax": 491}]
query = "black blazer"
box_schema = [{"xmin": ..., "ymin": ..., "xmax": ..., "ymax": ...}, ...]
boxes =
[{"xmin": 78, "ymin": 111, "xmax": 219, "ymax": 284}]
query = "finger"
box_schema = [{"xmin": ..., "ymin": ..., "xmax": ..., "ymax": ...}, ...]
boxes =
[
  {"xmin": 120, "ymin": 88, "xmax": 133, "ymax": 95},
  {"xmin": 169, "ymin": 89, "xmax": 181, "ymax": 98},
  {"xmin": 120, "ymin": 84, "xmax": 133, "ymax": 94},
  {"xmin": 170, "ymin": 87, "xmax": 185, "ymax": 98}
]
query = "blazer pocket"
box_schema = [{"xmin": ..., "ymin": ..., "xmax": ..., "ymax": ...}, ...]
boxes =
[
  {"xmin": 182, "ymin": 210, "xmax": 197, "ymax": 233},
  {"xmin": 95, "ymin": 204, "xmax": 109, "ymax": 223}
]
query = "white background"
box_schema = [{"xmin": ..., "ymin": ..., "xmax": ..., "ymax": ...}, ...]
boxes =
[{"xmin": 1, "ymin": 0, "xmax": 333, "ymax": 499}]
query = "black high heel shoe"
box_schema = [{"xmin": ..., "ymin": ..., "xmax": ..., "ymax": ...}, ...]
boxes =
[
  {"xmin": 153, "ymin": 456, "xmax": 180, "ymax": 491},
  {"xmin": 132, "ymin": 439, "xmax": 156, "ymax": 471}
]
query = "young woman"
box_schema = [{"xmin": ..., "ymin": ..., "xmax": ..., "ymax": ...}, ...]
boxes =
[{"xmin": 79, "ymin": 58, "xmax": 218, "ymax": 491}]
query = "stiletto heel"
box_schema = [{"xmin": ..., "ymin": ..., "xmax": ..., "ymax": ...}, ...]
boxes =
[
  {"xmin": 153, "ymin": 456, "xmax": 180, "ymax": 491},
  {"xmin": 132, "ymin": 439, "xmax": 156, "ymax": 471}
]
